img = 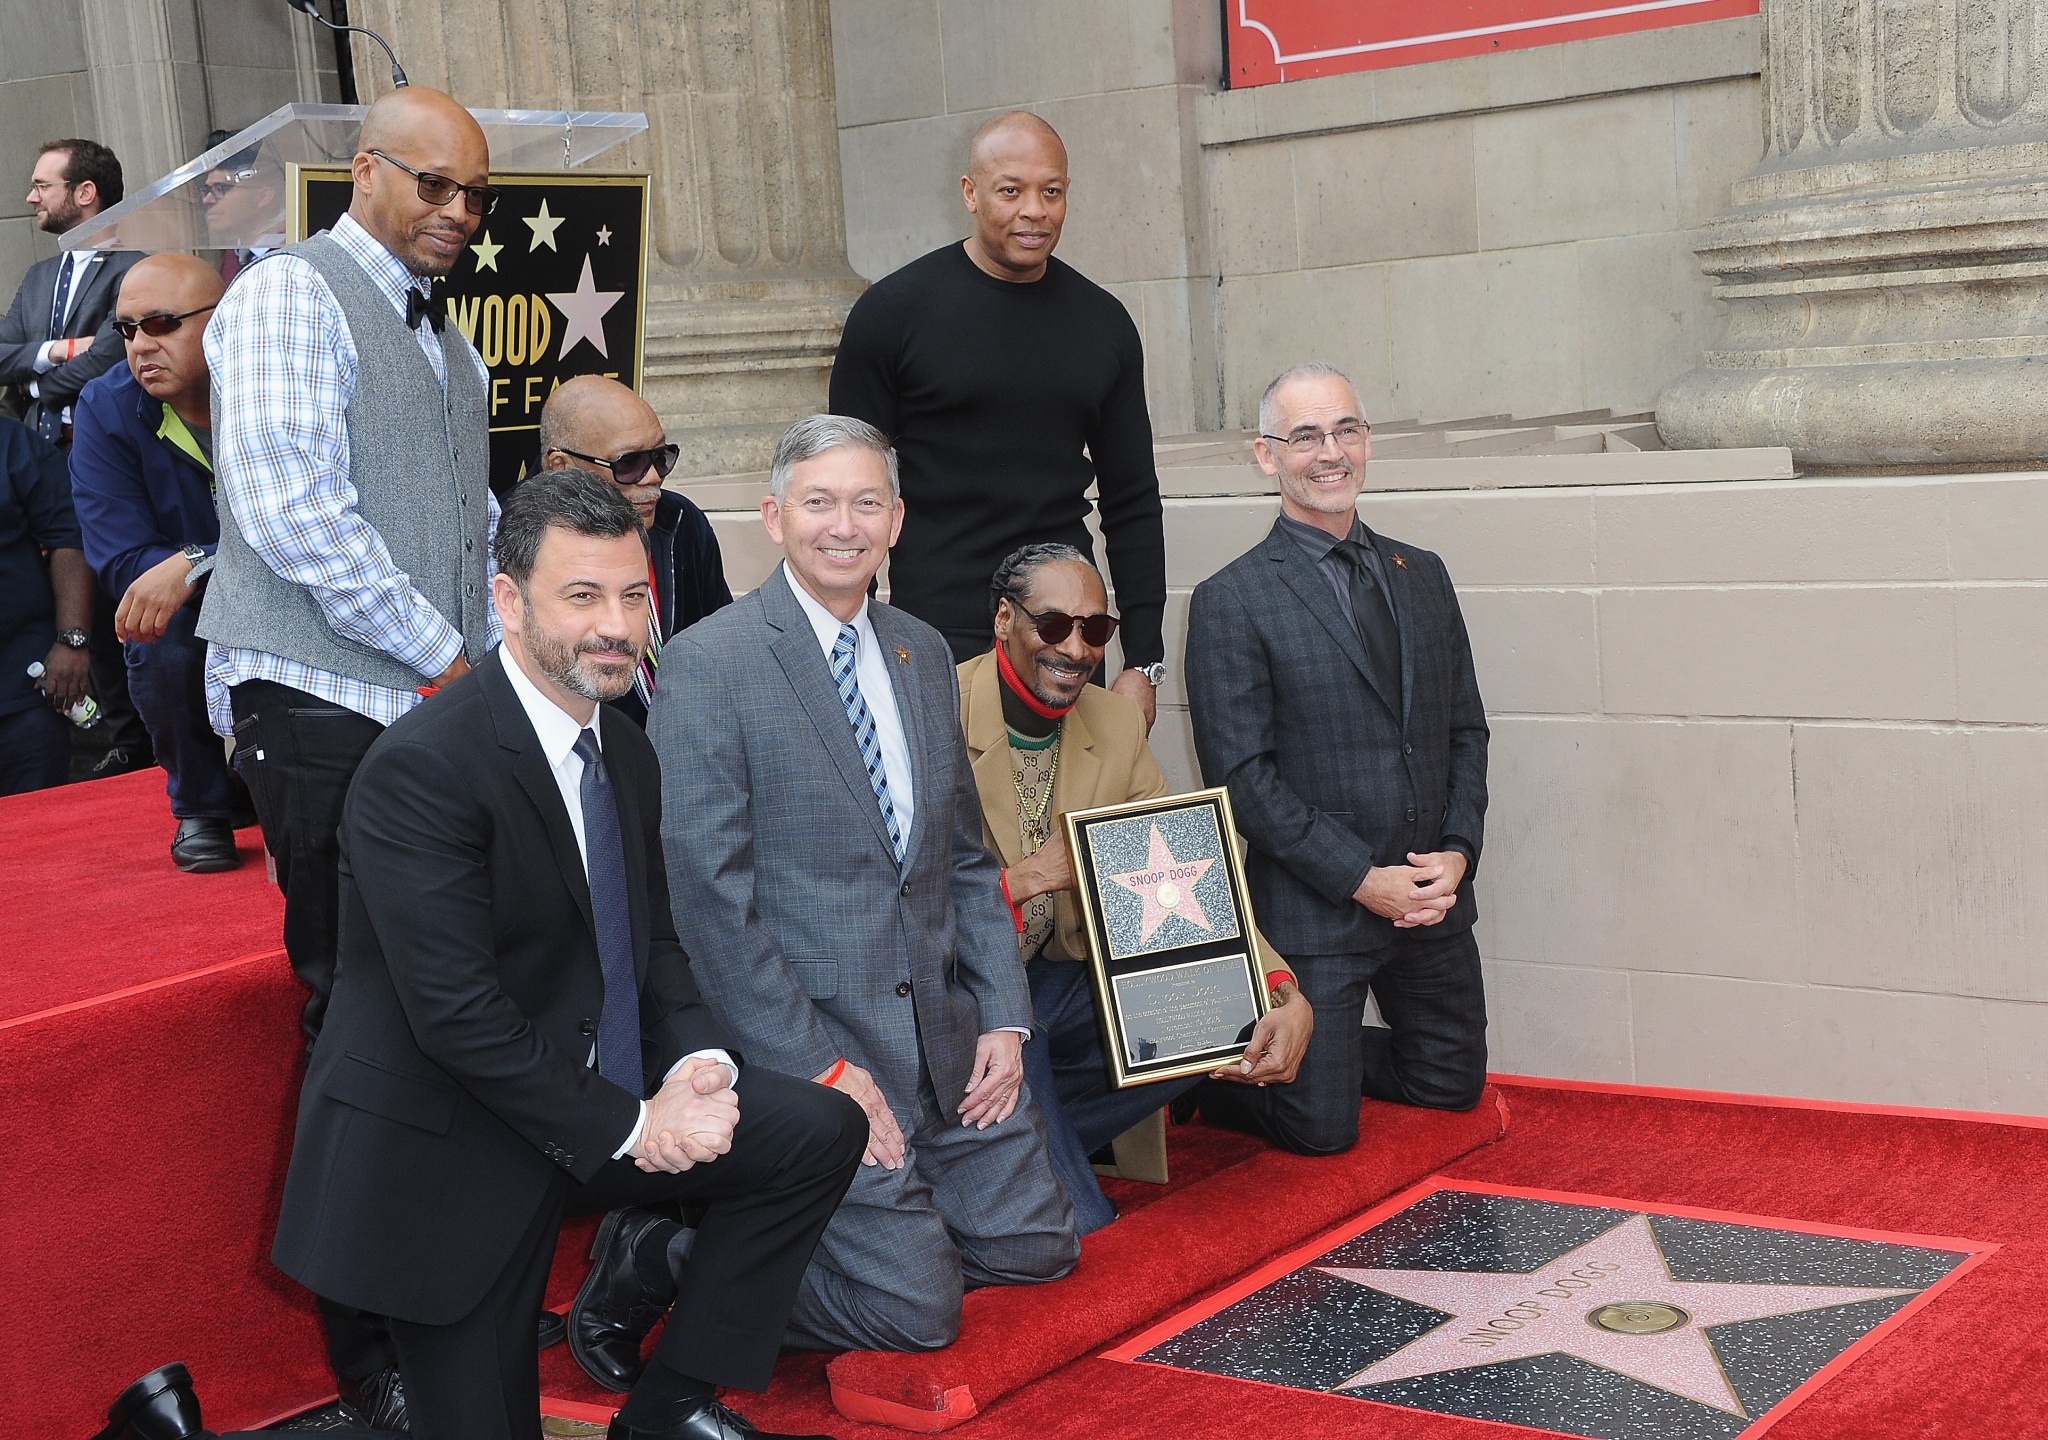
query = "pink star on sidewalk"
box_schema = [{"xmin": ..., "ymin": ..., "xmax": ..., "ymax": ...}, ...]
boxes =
[
  {"xmin": 1324, "ymin": 1214, "xmax": 1912, "ymax": 1415},
  {"xmin": 1109, "ymin": 825, "xmax": 1216, "ymax": 944}
]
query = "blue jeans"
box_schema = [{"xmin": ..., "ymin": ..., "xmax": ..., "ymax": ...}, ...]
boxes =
[
  {"xmin": 125, "ymin": 602, "xmax": 234, "ymax": 818},
  {"xmin": 1022, "ymin": 959, "xmax": 1199, "ymax": 1236}
]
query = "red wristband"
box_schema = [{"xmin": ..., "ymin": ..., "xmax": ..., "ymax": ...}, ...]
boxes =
[
  {"xmin": 999, "ymin": 868, "xmax": 1025, "ymax": 933},
  {"xmin": 821, "ymin": 1057, "xmax": 847, "ymax": 1086},
  {"xmin": 1265, "ymin": 969, "xmax": 1297, "ymax": 998}
]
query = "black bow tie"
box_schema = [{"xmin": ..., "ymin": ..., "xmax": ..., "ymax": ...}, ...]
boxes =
[{"xmin": 405, "ymin": 287, "xmax": 445, "ymax": 333}]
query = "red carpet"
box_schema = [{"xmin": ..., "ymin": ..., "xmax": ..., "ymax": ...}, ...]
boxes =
[{"xmin": 553, "ymin": 1083, "xmax": 2047, "ymax": 1440}]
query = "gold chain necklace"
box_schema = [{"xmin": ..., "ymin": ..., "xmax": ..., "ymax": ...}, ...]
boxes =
[{"xmin": 1011, "ymin": 731, "xmax": 1062, "ymax": 851}]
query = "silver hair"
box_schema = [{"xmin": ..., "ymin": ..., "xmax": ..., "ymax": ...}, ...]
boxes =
[
  {"xmin": 768, "ymin": 413, "xmax": 901, "ymax": 502},
  {"xmin": 1257, "ymin": 362, "xmax": 1365, "ymax": 437}
]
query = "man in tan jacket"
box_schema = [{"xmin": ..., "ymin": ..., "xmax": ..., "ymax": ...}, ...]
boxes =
[{"xmin": 958, "ymin": 543, "xmax": 1312, "ymax": 1233}]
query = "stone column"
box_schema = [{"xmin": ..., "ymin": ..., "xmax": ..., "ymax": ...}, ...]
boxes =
[
  {"xmin": 1657, "ymin": 0, "xmax": 2048, "ymax": 466},
  {"xmin": 351, "ymin": 0, "xmax": 861, "ymax": 475}
]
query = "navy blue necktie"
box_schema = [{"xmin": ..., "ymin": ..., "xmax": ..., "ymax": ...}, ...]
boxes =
[
  {"xmin": 831, "ymin": 623, "xmax": 906, "ymax": 863},
  {"xmin": 574, "ymin": 729, "xmax": 643, "ymax": 1096},
  {"xmin": 37, "ymin": 258, "xmax": 77, "ymax": 443}
]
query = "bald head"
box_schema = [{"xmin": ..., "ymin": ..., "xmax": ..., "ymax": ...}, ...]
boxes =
[
  {"xmin": 539, "ymin": 376, "xmax": 669, "ymax": 521},
  {"xmin": 349, "ymin": 86, "xmax": 489, "ymax": 277},
  {"xmin": 116, "ymin": 253, "xmax": 226, "ymax": 421},
  {"xmin": 966, "ymin": 111, "xmax": 1066, "ymax": 180},
  {"xmin": 119, "ymin": 252, "xmax": 226, "ymax": 311},
  {"xmin": 960, "ymin": 112, "xmax": 1069, "ymax": 284}
]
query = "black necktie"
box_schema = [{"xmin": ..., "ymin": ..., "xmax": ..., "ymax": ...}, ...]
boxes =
[
  {"xmin": 1335, "ymin": 538, "xmax": 1402, "ymax": 700},
  {"xmin": 574, "ymin": 729, "xmax": 643, "ymax": 1097},
  {"xmin": 405, "ymin": 286, "xmax": 445, "ymax": 333}
]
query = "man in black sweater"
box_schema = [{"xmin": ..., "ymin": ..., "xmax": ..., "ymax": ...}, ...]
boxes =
[{"xmin": 829, "ymin": 111, "xmax": 1168, "ymax": 726}]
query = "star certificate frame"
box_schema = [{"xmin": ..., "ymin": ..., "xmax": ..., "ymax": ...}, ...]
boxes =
[{"xmin": 1063, "ymin": 787, "xmax": 1274, "ymax": 1088}]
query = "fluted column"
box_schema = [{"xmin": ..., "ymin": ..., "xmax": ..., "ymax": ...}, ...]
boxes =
[
  {"xmin": 350, "ymin": 0, "xmax": 861, "ymax": 474},
  {"xmin": 1658, "ymin": 0, "xmax": 2048, "ymax": 466}
]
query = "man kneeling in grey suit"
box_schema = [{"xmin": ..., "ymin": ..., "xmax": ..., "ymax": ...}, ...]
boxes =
[{"xmin": 609, "ymin": 414, "xmax": 1077, "ymax": 1357}]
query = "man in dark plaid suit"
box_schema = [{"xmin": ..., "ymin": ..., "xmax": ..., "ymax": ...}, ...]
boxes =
[{"xmin": 1185, "ymin": 362, "xmax": 1489, "ymax": 1156}]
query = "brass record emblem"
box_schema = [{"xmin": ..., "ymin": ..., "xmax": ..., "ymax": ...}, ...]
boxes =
[{"xmin": 1587, "ymin": 1301, "xmax": 1690, "ymax": 1335}]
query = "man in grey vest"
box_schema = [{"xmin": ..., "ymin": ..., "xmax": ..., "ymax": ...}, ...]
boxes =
[{"xmin": 196, "ymin": 85, "xmax": 501, "ymax": 1432}]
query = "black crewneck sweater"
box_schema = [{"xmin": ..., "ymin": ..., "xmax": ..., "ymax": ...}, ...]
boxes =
[{"xmin": 830, "ymin": 242, "xmax": 1167, "ymax": 666}]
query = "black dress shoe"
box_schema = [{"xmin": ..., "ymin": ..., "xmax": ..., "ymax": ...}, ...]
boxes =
[
  {"xmin": 337, "ymin": 1365, "xmax": 410, "ymax": 1433},
  {"xmin": 571, "ymin": 1208, "xmax": 680, "ymax": 1392},
  {"xmin": 607, "ymin": 1395, "xmax": 832, "ymax": 1440},
  {"xmin": 171, "ymin": 817, "xmax": 241, "ymax": 873},
  {"xmin": 92, "ymin": 1363, "xmax": 204, "ymax": 1440},
  {"xmin": 539, "ymin": 1307, "xmax": 567, "ymax": 1349}
]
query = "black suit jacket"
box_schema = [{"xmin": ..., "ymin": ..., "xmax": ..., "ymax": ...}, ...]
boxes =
[
  {"xmin": 0, "ymin": 251, "xmax": 142, "ymax": 428},
  {"xmin": 1186, "ymin": 518, "xmax": 1489, "ymax": 958},
  {"xmin": 271, "ymin": 648, "xmax": 728, "ymax": 1325}
]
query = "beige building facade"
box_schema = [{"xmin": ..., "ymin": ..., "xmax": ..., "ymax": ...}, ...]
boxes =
[{"xmin": 5, "ymin": 1, "xmax": 2041, "ymax": 1115}]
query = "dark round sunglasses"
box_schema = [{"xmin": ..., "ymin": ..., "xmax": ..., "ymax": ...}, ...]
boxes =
[
  {"xmin": 550, "ymin": 443, "xmax": 681, "ymax": 487},
  {"xmin": 1013, "ymin": 601, "xmax": 1119, "ymax": 647},
  {"xmin": 114, "ymin": 303, "xmax": 217, "ymax": 341},
  {"xmin": 369, "ymin": 149, "xmax": 501, "ymax": 217}
]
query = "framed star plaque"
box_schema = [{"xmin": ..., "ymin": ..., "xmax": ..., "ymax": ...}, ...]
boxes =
[
  {"xmin": 285, "ymin": 164, "xmax": 648, "ymax": 492},
  {"xmin": 1062, "ymin": 787, "xmax": 1275, "ymax": 1088}
]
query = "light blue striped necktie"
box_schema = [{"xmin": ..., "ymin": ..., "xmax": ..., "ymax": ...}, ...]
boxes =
[{"xmin": 831, "ymin": 622, "xmax": 906, "ymax": 863}]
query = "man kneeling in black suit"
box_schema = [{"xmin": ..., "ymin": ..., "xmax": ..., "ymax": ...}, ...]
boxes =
[{"xmin": 96, "ymin": 469, "xmax": 865, "ymax": 1440}]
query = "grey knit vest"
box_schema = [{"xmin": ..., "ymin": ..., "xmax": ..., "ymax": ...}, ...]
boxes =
[{"xmin": 199, "ymin": 232, "xmax": 492, "ymax": 693}]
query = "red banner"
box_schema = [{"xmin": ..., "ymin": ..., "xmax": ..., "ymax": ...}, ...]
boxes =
[{"xmin": 1226, "ymin": 0, "xmax": 1759, "ymax": 87}]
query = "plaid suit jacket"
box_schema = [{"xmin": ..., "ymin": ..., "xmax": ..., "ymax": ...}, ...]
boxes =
[
  {"xmin": 650, "ymin": 565, "xmax": 1028, "ymax": 1113},
  {"xmin": 1186, "ymin": 518, "xmax": 1488, "ymax": 958}
]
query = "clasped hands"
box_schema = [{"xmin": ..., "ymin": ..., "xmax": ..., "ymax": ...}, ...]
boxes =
[
  {"xmin": 1356, "ymin": 850, "xmax": 1468, "ymax": 929},
  {"xmin": 630, "ymin": 1055, "xmax": 739, "ymax": 1173}
]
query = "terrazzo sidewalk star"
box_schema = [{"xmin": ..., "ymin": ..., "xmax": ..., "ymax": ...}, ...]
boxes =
[{"xmin": 1114, "ymin": 1180, "xmax": 1994, "ymax": 1440}]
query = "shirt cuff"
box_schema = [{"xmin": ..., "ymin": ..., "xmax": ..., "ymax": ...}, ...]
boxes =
[
  {"xmin": 33, "ymin": 342, "xmax": 60, "ymax": 374},
  {"xmin": 997, "ymin": 1025, "xmax": 1031, "ymax": 1042}
]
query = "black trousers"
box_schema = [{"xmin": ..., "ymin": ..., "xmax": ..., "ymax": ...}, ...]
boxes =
[
  {"xmin": 218, "ymin": 1070, "xmax": 865, "ymax": 1440},
  {"xmin": 88, "ymin": 579, "xmax": 151, "ymax": 758},
  {"xmin": 1196, "ymin": 923, "xmax": 1488, "ymax": 1155},
  {"xmin": 228, "ymin": 680, "xmax": 390, "ymax": 1382}
]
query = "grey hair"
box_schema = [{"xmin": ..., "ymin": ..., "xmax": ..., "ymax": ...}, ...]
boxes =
[
  {"xmin": 768, "ymin": 413, "xmax": 900, "ymax": 502},
  {"xmin": 1257, "ymin": 362, "xmax": 1364, "ymax": 436}
]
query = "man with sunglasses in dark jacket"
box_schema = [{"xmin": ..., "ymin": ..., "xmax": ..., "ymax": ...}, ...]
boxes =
[
  {"xmin": 70, "ymin": 255, "xmax": 246, "ymax": 872},
  {"xmin": 536, "ymin": 375, "xmax": 730, "ymax": 728}
]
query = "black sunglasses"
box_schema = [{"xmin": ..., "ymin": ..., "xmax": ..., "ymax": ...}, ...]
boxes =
[
  {"xmin": 1012, "ymin": 602, "xmax": 1119, "ymax": 647},
  {"xmin": 369, "ymin": 150, "xmax": 500, "ymax": 216},
  {"xmin": 551, "ymin": 443, "xmax": 681, "ymax": 487},
  {"xmin": 114, "ymin": 304, "xmax": 217, "ymax": 341}
]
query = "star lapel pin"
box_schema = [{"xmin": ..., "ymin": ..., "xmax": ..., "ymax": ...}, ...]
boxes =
[
  {"xmin": 1391, "ymin": 553, "xmax": 1408, "ymax": 569},
  {"xmin": 895, "ymin": 646, "xmax": 910, "ymax": 665}
]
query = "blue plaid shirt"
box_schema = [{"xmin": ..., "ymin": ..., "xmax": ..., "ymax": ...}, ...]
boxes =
[{"xmin": 202, "ymin": 213, "xmax": 500, "ymax": 734}]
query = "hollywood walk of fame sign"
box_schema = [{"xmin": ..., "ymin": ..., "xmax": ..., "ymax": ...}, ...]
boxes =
[
  {"xmin": 1109, "ymin": 1180, "xmax": 1995, "ymax": 1440},
  {"xmin": 1063, "ymin": 788, "xmax": 1273, "ymax": 1087},
  {"xmin": 287, "ymin": 166, "xmax": 647, "ymax": 491}
]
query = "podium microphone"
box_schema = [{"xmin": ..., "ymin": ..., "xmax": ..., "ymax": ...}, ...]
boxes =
[{"xmin": 283, "ymin": 0, "xmax": 410, "ymax": 89}]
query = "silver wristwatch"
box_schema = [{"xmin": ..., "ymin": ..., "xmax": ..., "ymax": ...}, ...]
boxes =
[{"xmin": 1132, "ymin": 662, "xmax": 1167, "ymax": 686}]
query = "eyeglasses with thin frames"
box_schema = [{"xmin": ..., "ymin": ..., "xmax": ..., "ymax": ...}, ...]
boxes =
[
  {"xmin": 198, "ymin": 170, "xmax": 258, "ymax": 202},
  {"xmin": 549, "ymin": 443, "xmax": 681, "ymax": 488},
  {"xmin": 1260, "ymin": 422, "xmax": 1370, "ymax": 456},
  {"xmin": 369, "ymin": 150, "xmax": 500, "ymax": 217},
  {"xmin": 1011, "ymin": 602, "xmax": 1119, "ymax": 648},
  {"xmin": 114, "ymin": 304, "xmax": 218, "ymax": 341}
]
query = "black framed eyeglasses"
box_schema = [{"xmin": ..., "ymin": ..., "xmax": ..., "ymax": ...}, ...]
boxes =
[
  {"xmin": 1260, "ymin": 422, "xmax": 1369, "ymax": 456},
  {"xmin": 114, "ymin": 304, "xmax": 217, "ymax": 341},
  {"xmin": 1013, "ymin": 602, "xmax": 1119, "ymax": 647},
  {"xmin": 369, "ymin": 150, "xmax": 500, "ymax": 216},
  {"xmin": 198, "ymin": 170, "xmax": 257, "ymax": 201},
  {"xmin": 550, "ymin": 443, "xmax": 681, "ymax": 487}
]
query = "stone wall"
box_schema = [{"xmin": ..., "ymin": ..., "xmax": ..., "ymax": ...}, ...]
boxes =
[{"xmin": 830, "ymin": 7, "xmax": 1765, "ymax": 434}]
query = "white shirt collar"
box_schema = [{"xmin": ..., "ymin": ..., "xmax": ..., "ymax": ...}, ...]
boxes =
[
  {"xmin": 782, "ymin": 560, "xmax": 876, "ymax": 657},
  {"xmin": 500, "ymin": 643, "xmax": 600, "ymax": 766}
]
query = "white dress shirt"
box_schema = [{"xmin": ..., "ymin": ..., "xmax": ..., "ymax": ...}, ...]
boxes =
[
  {"xmin": 782, "ymin": 562, "xmax": 916, "ymax": 835},
  {"xmin": 501, "ymin": 647, "xmax": 737, "ymax": 1158}
]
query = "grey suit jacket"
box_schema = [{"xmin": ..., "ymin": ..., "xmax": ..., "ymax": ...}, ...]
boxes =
[
  {"xmin": 650, "ymin": 565, "xmax": 1028, "ymax": 1114},
  {"xmin": 0, "ymin": 251, "xmax": 141, "ymax": 424},
  {"xmin": 1186, "ymin": 518, "xmax": 1488, "ymax": 958}
]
